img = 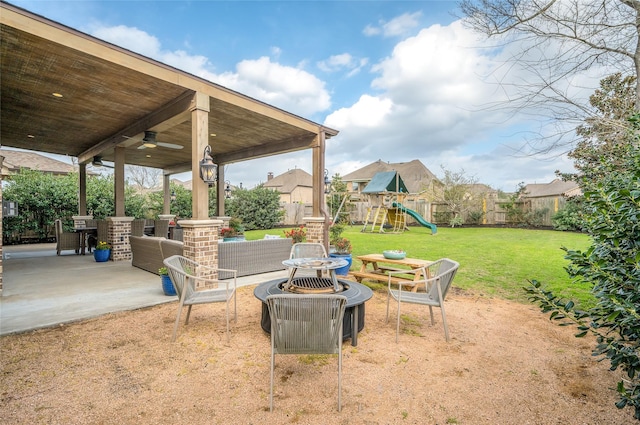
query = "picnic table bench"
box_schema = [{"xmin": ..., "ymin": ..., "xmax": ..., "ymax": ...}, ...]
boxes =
[{"xmin": 350, "ymin": 254, "xmax": 432, "ymax": 292}]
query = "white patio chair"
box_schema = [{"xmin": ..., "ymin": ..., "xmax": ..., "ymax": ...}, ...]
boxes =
[
  {"xmin": 289, "ymin": 242, "xmax": 327, "ymax": 259},
  {"xmin": 266, "ymin": 294, "xmax": 347, "ymax": 412},
  {"xmin": 289, "ymin": 242, "xmax": 328, "ymax": 279},
  {"xmin": 163, "ymin": 255, "xmax": 237, "ymax": 342},
  {"xmin": 386, "ymin": 258, "xmax": 459, "ymax": 342}
]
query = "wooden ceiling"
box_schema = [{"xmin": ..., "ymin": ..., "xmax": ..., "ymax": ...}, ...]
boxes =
[{"xmin": 0, "ymin": 3, "xmax": 337, "ymax": 174}]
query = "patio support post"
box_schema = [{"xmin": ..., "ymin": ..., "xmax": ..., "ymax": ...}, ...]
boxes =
[
  {"xmin": 190, "ymin": 92, "xmax": 210, "ymax": 220},
  {"xmin": 216, "ymin": 164, "xmax": 225, "ymax": 217},
  {"xmin": 163, "ymin": 174, "xmax": 171, "ymax": 215},
  {"xmin": 114, "ymin": 146, "xmax": 125, "ymax": 217},
  {"xmin": 79, "ymin": 163, "xmax": 87, "ymax": 215},
  {"xmin": 308, "ymin": 131, "xmax": 329, "ymax": 250}
]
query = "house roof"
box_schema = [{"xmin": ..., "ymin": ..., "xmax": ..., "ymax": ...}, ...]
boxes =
[
  {"xmin": 0, "ymin": 148, "xmax": 79, "ymax": 176},
  {"xmin": 342, "ymin": 159, "xmax": 438, "ymax": 193},
  {"xmin": 362, "ymin": 171, "xmax": 409, "ymax": 194},
  {"xmin": 524, "ymin": 179, "xmax": 582, "ymax": 198},
  {"xmin": 263, "ymin": 168, "xmax": 312, "ymax": 194}
]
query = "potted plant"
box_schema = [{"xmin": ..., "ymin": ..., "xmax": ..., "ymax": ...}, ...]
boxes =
[
  {"xmin": 158, "ymin": 267, "xmax": 176, "ymax": 296},
  {"xmin": 220, "ymin": 226, "xmax": 238, "ymax": 241},
  {"xmin": 283, "ymin": 225, "xmax": 307, "ymax": 243},
  {"xmin": 221, "ymin": 218, "xmax": 245, "ymax": 241},
  {"xmin": 229, "ymin": 217, "xmax": 245, "ymax": 241},
  {"xmin": 328, "ymin": 223, "xmax": 352, "ymax": 275},
  {"xmin": 93, "ymin": 241, "xmax": 111, "ymax": 262}
]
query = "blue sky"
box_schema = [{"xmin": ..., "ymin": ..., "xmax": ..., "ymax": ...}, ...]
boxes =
[{"xmin": 12, "ymin": 0, "xmax": 584, "ymax": 191}]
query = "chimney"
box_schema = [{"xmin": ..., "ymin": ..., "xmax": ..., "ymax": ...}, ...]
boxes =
[{"xmin": 267, "ymin": 172, "xmax": 274, "ymax": 181}]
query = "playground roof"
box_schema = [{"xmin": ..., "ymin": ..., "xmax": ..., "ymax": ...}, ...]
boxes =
[{"xmin": 362, "ymin": 171, "xmax": 409, "ymax": 194}]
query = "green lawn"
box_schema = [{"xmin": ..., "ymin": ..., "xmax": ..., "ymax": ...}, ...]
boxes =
[{"xmin": 247, "ymin": 225, "xmax": 593, "ymax": 306}]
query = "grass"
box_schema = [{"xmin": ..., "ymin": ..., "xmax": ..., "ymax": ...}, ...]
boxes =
[{"xmin": 247, "ymin": 225, "xmax": 594, "ymax": 307}]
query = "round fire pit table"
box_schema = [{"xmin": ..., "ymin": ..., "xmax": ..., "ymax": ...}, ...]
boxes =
[{"xmin": 254, "ymin": 277, "xmax": 373, "ymax": 346}]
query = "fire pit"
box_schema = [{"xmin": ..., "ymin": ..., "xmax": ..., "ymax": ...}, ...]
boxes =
[{"xmin": 253, "ymin": 276, "xmax": 373, "ymax": 346}]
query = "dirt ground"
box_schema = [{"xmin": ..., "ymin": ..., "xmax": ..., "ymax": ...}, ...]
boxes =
[{"xmin": 0, "ymin": 285, "xmax": 633, "ymax": 424}]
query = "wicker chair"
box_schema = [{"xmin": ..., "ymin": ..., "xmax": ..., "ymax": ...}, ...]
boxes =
[
  {"xmin": 163, "ymin": 255, "xmax": 237, "ymax": 342},
  {"xmin": 386, "ymin": 258, "xmax": 459, "ymax": 342},
  {"xmin": 266, "ymin": 294, "xmax": 347, "ymax": 412},
  {"xmin": 96, "ymin": 220, "xmax": 108, "ymax": 244},
  {"xmin": 154, "ymin": 219, "xmax": 169, "ymax": 238},
  {"xmin": 54, "ymin": 219, "xmax": 80, "ymax": 255},
  {"xmin": 131, "ymin": 219, "xmax": 146, "ymax": 237}
]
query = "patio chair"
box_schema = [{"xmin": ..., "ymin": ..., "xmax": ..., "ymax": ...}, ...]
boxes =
[
  {"xmin": 289, "ymin": 242, "xmax": 329, "ymax": 279},
  {"xmin": 163, "ymin": 255, "xmax": 237, "ymax": 343},
  {"xmin": 154, "ymin": 219, "xmax": 169, "ymax": 238},
  {"xmin": 386, "ymin": 258, "xmax": 459, "ymax": 342},
  {"xmin": 266, "ymin": 294, "xmax": 347, "ymax": 412},
  {"xmin": 289, "ymin": 242, "xmax": 327, "ymax": 259},
  {"xmin": 54, "ymin": 219, "xmax": 80, "ymax": 255},
  {"xmin": 131, "ymin": 219, "xmax": 145, "ymax": 237}
]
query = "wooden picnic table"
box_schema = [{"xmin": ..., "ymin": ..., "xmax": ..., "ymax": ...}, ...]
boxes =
[{"xmin": 350, "ymin": 254, "xmax": 432, "ymax": 292}]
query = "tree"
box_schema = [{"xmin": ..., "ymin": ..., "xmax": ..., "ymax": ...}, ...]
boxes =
[
  {"xmin": 225, "ymin": 185, "xmax": 283, "ymax": 230},
  {"xmin": 125, "ymin": 165, "xmax": 161, "ymax": 190},
  {"xmin": 571, "ymin": 73, "xmax": 638, "ymax": 177},
  {"xmin": 525, "ymin": 115, "xmax": 640, "ymax": 419},
  {"xmin": 327, "ymin": 174, "xmax": 350, "ymax": 224},
  {"xmin": 2, "ymin": 169, "xmax": 78, "ymax": 241},
  {"xmin": 459, "ymin": 0, "xmax": 640, "ymax": 152},
  {"xmin": 431, "ymin": 166, "xmax": 481, "ymax": 227}
]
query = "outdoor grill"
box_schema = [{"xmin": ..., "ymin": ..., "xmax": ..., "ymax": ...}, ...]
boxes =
[
  {"xmin": 284, "ymin": 277, "xmax": 345, "ymax": 294},
  {"xmin": 254, "ymin": 277, "xmax": 373, "ymax": 345}
]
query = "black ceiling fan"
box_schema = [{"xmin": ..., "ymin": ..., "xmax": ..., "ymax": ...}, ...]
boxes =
[
  {"xmin": 137, "ymin": 131, "xmax": 183, "ymax": 150},
  {"xmin": 91, "ymin": 156, "xmax": 113, "ymax": 168}
]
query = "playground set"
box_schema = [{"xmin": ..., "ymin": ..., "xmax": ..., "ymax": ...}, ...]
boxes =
[{"xmin": 359, "ymin": 171, "xmax": 437, "ymax": 234}]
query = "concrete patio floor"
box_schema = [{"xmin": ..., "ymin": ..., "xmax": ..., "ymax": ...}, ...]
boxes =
[{"xmin": 0, "ymin": 243, "xmax": 287, "ymax": 336}]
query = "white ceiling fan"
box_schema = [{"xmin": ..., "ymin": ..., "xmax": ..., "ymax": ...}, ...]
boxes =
[{"xmin": 137, "ymin": 131, "xmax": 184, "ymax": 150}]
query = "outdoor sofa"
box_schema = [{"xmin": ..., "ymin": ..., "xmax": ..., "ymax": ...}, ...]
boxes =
[{"xmin": 130, "ymin": 235, "xmax": 292, "ymax": 277}]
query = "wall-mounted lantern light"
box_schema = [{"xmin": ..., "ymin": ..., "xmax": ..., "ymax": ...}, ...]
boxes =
[
  {"xmin": 324, "ymin": 169, "xmax": 331, "ymax": 194},
  {"xmin": 199, "ymin": 145, "xmax": 217, "ymax": 186},
  {"xmin": 170, "ymin": 191, "xmax": 176, "ymax": 202},
  {"xmin": 224, "ymin": 180, "xmax": 232, "ymax": 199}
]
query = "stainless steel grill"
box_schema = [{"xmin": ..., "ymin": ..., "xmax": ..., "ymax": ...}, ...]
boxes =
[{"xmin": 283, "ymin": 277, "xmax": 345, "ymax": 294}]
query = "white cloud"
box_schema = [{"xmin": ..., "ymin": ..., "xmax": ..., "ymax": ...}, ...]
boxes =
[
  {"xmin": 324, "ymin": 19, "xmax": 580, "ymax": 190},
  {"xmin": 317, "ymin": 53, "xmax": 368, "ymax": 77},
  {"xmin": 364, "ymin": 11, "xmax": 422, "ymax": 38},
  {"xmin": 216, "ymin": 57, "xmax": 331, "ymax": 116},
  {"xmin": 89, "ymin": 25, "xmax": 331, "ymax": 117}
]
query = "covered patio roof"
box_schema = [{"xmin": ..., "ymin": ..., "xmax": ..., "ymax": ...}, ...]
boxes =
[{"xmin": 0, "ymin": 2, "xmax": 337, "ymax": 176}]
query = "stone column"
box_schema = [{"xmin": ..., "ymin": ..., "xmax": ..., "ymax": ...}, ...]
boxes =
[{"xmin": 107, "ymin": 217, "xmax": 133, "ymax": 261}]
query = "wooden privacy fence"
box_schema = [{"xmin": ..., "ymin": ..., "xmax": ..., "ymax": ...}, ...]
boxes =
[{"xmin": 277, "ymin": 196, "xmax": 566, "ymax": 228}]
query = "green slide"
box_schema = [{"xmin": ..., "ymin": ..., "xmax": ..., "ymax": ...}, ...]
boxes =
[{"xmin": 392, "ymin": 202, "xmax": 437, "ymax": 234}]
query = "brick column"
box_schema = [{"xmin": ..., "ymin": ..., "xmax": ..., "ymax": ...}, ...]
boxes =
[
  {"xmin": 217, "ymin": 216, "xmax": 231, "ymax": 231},
  {"xmin": 179, "ymin": 219, "xmax": 221, "ymax": 269},
  {"xmin": 107, "ymin": 217, "xmax": 133, "ymax": 261},
  {"xmin": 303, "ymin": 217, "xmax": 327, "ymax": 245}
]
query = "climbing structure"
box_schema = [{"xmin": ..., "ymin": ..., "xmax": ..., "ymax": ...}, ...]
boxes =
[{"xmin": 360, "ymin": 171, "xmax": 408, "ymax": 233}]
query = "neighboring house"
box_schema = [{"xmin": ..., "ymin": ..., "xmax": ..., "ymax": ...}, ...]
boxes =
[
  {"xmin": 341, "ymin": 159, "xmax": 440, "ymax": 197},
  {"xmin": 263, "ymin": 169, "xmax": 313, "ymax": 204},
  {"xmin": 523, "ymin": 179, "xmax": 582, "ymax": 199},
  {"xmin": 0, "ymin": 148, "xmax": 79, "ymax": 177}
]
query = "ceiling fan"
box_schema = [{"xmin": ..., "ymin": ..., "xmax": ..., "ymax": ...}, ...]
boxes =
[
  {"xmin": 91, "ymin": 156, "xmax": 114, "ymax": 168},
  {"xmin": 137, "ymin": 131, "xmax": 184, "ymax": 150}
]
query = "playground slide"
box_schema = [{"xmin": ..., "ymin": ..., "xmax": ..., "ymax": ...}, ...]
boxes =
[{"xmin": 392, "ymin": 202, "xmax": 437, "ymax": 234}]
